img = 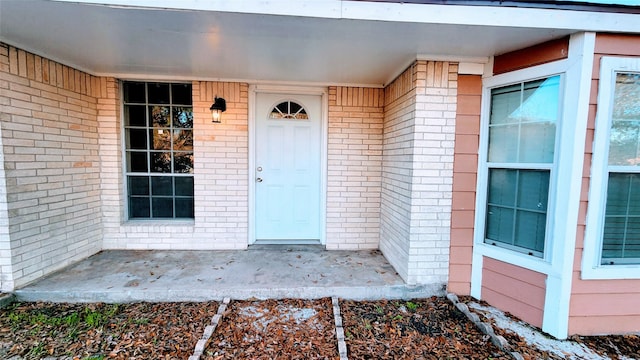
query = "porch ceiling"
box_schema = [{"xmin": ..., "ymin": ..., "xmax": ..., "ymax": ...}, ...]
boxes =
[{"xmin": 0, "ymin": 1, "xmax": 636, "ymax": 86}]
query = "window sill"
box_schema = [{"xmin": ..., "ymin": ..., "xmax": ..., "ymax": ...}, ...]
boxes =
[
  {"xmin": 475, "ymin": 242, "xmax": 553, "ymax": 275},
  {"xmin": 122, "ymin": 219, "xmax": 195, "ymax": 229},
  {"xmin": 580, "ymin": 264, "xmax": 640, "ymax": 280}
]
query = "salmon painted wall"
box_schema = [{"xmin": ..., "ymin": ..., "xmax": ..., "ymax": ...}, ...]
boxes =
[
  {"xmin": 493, "ymin": 36, "xmax": 569, "ymax": 75},
  {"xmin": 448, "ymin": 75, "xmax": 481, "ymax": 295},
  {"xmin": 570, "ymin": 34, "xmax": 640, "ymax": 336},
  {"xmin": 482, "ymin": 258, "xmax": 547, "ymax": 328}
]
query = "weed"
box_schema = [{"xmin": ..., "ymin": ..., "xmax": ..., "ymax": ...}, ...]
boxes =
[
  {"xmin": 374, "ymin": 305, "xmax": 384, "ymax": 315},
  {"xmin": 84, "ymin": 309, "xmax": 106, "ymax": 328},
  {"xmin": 134, "ymin": 317, "xmax": 149, "ymax": 325},
  {"xmin": 392, "ymin": 314, "xmax": 403, "ymax": 321},
  {"xmin": 84, "ymin": 355, "xmax": 106, "ymax": 360},
  {"xmin": 27, "ymin": 342, "xmax": 46, "ymax": 358},
  {"xmin": 405, "ymin": 301, "xmax": 418, "ymax": 312}
]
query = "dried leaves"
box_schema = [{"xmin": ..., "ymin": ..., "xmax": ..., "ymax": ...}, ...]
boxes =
[
  {"xmin": 0, "ymin": 301, "xmax": 218, "ymax": 359},
  {"xmin": 204, "ymin": 298, "xmax": 338, "ymax": 360}
]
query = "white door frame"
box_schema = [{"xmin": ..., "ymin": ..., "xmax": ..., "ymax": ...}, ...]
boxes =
[{"xmin": 248, "ymin": 84, "xmax": 328, "ymax": 245}]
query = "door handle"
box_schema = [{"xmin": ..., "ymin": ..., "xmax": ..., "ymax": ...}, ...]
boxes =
[{"xmin": 256, "ymin": 177, "xmax": 263, "ymax": 183}]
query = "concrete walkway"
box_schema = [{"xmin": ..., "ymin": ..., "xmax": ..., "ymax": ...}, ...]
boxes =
[{"xmin": 15, "ymin": 246, "xmax": 443, "ymax": 303}]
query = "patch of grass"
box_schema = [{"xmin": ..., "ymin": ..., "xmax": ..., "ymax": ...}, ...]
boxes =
[
  {"xmin": 27, "ymin": 341, "xmax": 46, "ymax": 358},
  {"xmin": 133, "ymin": 317, "xmax": 150, "ymax": 325},
  {"xmin": 84, "ymin": 355, "xmax": 106, "ymax": 360}
]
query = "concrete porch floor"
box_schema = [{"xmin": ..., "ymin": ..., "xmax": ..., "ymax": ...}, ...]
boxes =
[{"xmin": 14, "ymin": 246, "xmax": 443, "ymax": 303}]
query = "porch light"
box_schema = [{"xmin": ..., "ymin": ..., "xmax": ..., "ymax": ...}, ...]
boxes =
[{"xmin": 210, "ymin": 96, "xmax": 226, "ymax": 123}]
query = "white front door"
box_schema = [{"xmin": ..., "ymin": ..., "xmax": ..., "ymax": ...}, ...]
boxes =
[{"xmin": 255, "ymin": 93, "xmax": 322, "ymax": 242}]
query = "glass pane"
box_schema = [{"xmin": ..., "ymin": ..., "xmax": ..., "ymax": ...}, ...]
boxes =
[
  {"xmin": 129, "ymin": 197, "xmax": 150, "ymax": 218},
  {"xmin": 609, "ymin": 119, "xmax": 640, "ymax": 166},
  {"xmin": 151, "ymin": 152, "xmax": 172, "ymax": 173},
  {"xmin": 488, "ymin": 169, "xmax": 516, "ymax": 206},
  {"xmin": 173, "ymin": 130, "xmax": 193, "ymax": 151},
  {"xmin": 151, "ymin": 129, "xmax": 171, "ymax": 150},
  {"xmin": 128, "ymin": 176, "xmax": 149, "ymax": 196},
  {"xmin": 175, "ymin": 177, "xmax": 194, "ymax": 196},
  {"xmin": 125, "ymin": 105, "xmax": 146, "ymax": 127},
  {"xmin": 173, "ymin": 107, "xmax": 193, "ymax": 128},
  {"xmin": 517, "ymin": 170, "xmax": 550, "ymax": 211},
  {"xmin": 126, "ymin": 129, "xmax": 147, "ymax": 150},
  {"xmin": 490, "ymin": 84, "xmax": 521, "ymax": 125},
  {"xmin": 606, "ymin": 173, "xmax": 631, "ymax": 216},
  {"xmin": 151, "ymin": 176, "xmax": 173, "ymax": 196},
  {"xmin": 150, "ymin": 106, "xmax": 170, "ymax": 127},
  {"xmin": 171, "ymin": 83, "xmax": 192, "ymax": 105},
  {"xmin": 485, "ymin": 206, "xmax": 514, "ymax": 243},
  {"xmin": 174, "ymin": 152, "xmax": 194, "ymax": 173},
  {"xmin": 128, "ymin": 152, "xmax": 148, "ymax": 172},
  {"xmin": 123, "ymin": 82, "xmax": 146, "ymax": 103},
  {"xmin": 602, "ymin": 216, "xmax": 626, "ymax": 261},
  {"xmin": 148, "ymin": 83, "xmax": 170, "ymax": 104},
  {"xmin": 520, "ymin": 76, "xmax": 560, "ymax": 123},
  {"xmin": 175, "ymin": 198, "xmax": 194, "ymax": 218},
  {"xmin": 519, "ymin": 122, "xmax": 556, "ymax": 163},
  {"xmin": 514, "ymin": 211, "xmax": 546, "ymax": 253},
  {"xmin": 488, "ymin": 125, "xmax": 518, "ymax": 162},
  {"xmin": 152, "ymin": 197, "xmax": 173, "ymax": 217},
  {"xmin": 612, "ymin": 73, "xmax": 640, "ymax": 121}
]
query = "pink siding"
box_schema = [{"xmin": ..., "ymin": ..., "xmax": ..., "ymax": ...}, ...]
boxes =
[
  {"xmin": 570, "ymin": 33, "xmax": 640, "ymax": 336},
  {"xmin": 448, "ymin": 75, "xmax": 481, "ymax": 295},
  {"xmin": 493, "ymin": 36, "xmax": 570, "ymax": 75},
  {"xmin": 481, "ymin": 258, "xmax": 546, "ymax": 328}
]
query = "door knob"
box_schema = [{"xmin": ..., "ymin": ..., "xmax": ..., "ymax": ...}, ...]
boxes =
[{"xmin": 256, "ymin": 177, "xmax": 263, "ymax": 183}]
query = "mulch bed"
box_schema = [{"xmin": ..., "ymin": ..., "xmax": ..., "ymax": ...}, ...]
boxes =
[
  {"xmin": 340, "ymin": 296, "xmax": 514, "ymax": 359},
  {"xmin": 204, "ymin": 298, "xmax": 338, "ymax": 359},
  {"xmin": 0, "ymin": 301, "xmax": 218, "ymax": 359},
  {"xmin": 570, "ymin": 334, "xmax": 640, "ymax": 360}
]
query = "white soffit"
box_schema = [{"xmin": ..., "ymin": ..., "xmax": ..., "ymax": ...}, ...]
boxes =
[{"xmin": 0, "ymin": 0, "xmax": 638, "ymax": 86}]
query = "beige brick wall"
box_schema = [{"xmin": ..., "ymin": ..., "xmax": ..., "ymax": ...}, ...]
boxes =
[
  {"xmin": 326, "ymin": 86, "xmax": 384, "ymax": 249},
  {"xmin": 0, "ymin": 43, "xmax": 103, "ymax": 290},
  {"xmin": 380, "ymin": 60, "xmax": 458, "ymax": 285},
  {"xmin": 101, "ymin": 81, "xmax": 249, "ymax": 250}
]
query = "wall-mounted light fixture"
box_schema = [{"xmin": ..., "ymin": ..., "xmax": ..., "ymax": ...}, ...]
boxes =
[{"xmin": 210, "ymin": 96, "xmax": 226, "ymax": 123}]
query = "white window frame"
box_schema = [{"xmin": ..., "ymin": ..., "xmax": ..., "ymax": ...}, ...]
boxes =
[
  {"xmin": 582, "ymin": 56, "xmax": 640, "ymax": 280},
  {"xmin": 474, "ymin": 62, "xmax": 567, "ymax": 273}
]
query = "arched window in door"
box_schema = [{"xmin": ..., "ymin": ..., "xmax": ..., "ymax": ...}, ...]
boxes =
[{"xmin": 269, "ymin": 101, "xmax": 308, "ymax": 120}]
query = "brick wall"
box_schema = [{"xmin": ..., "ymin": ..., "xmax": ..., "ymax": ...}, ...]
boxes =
[
  {"xmin": 101, "ymin": 81, "xmax": 249, "ymax": 250},
  {"xmin": 326, "ymin": 86, "xmax": 384, "ymax": 249},
  {"xmin": 0, "ymin": 43, "xmax": 103, "ymax": 290},
  {"xmin": 380, "ymin": 60, "xmax": 458, "ymax": 284}
]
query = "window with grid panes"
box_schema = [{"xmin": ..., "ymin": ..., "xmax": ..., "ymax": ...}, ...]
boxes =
[
  {"xmin": 484, "ymin": 76, "xmax": 561, "ymax": 257},
  {"xmin": 123, "ymin": 81, "xmax": 194, "ymax": 219}
]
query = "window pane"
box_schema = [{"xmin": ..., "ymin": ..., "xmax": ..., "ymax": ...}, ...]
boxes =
[
  {"xmin": 128, "ymin": 152, "xmax": 148, "ymax": 172},
  {"xmin": 488, "ymin": 125, "xmax": 518, "ymax": 163},
  {"xmin": 485, "ymin": 169, "xmax": 549, "ymax": 256},
  {"xmin": 151, "ymin": 176, "xmax": 173, "ymax": 196},
  {"xmin": 517, "ymin": 170, "xmax": 550, "ymax": 211},
  {"xmin": 602, "ymin": 173, "xmax": 640, "ymax": 264},
  {"xmin": 152, "ymin": 197, "xmax": 173, "ymax": 217},
  {"xmin": 124, "ymin": 82, "xmax": 146, "ymax": 103},
  {"xmin": 486, "ymin": 206, "xmax": 514, "ymax": 243},
  {"xmin": 125, "ymin": 105, "xmax": 146, "ymax": 126},
  {"xmin": 151, "ymin": 152, "xmax": 172, "ymax": 173},
  {"xmin": 151, "ymin": 129, "xmax": 171, "ymax": 150},
  {"xmin": 173, "ymin": 130, "xmax": 193, "ymax": 151},
  {"xmin": 175, "ymin": 177, "xmax": 194, "ymax": 196},
  {"xmin": 488, "ymin": 169, "xmax": 516, "ymax": 206},
  {"xmin": 173, "ymin": 107, "xmax": 193, "ymax": 128},
  {"xmin": 609, "ymin": 73, "xmax": 640, "ymax": 166},
  {"xmin": 174, "ymin": 152, "xmax": 194, "ymax": 173},
  {"xmin": 515, "ymin": 211, "xmax": 546, "ymax": 253},
  {"xmin": 126, "ymin": 129, "xmax": 147, "ymax": 150},
  {"xmin": 128, "ymin": 176, "xmax": 149, "ymax": 196},
  {"xmin": 171, "ymin": 83, "xmax": 192, "ymax": 105},
  {"xmin": 488, "ymin": 76, "xmax": 559, "ymax": 164},
  {"xmin": 148, "ymin": 83, "xmax": 170, "ymax": 104},
  {"xmin": 150, "ymin": 106, "xmax": 170, "ymax": 127},
  {"xmin": 519, "ymin": 122, "xmax": 555, "ymax": 163},
  {"xmin": 490, "ymin": 84, "xmax": 521, "ymax": 125},
  {"xmin": 175, "ymin": 198, "xmax": 194, "ymax": 218},
  {"xmin": 129, "ymin": 197, "xmax": 150, "ymax": 218}
]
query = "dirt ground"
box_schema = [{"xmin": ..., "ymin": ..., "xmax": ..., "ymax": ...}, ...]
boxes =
[{"xmin": 0, "ymin": 297, "xmax": 638, "ymax": 359}]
